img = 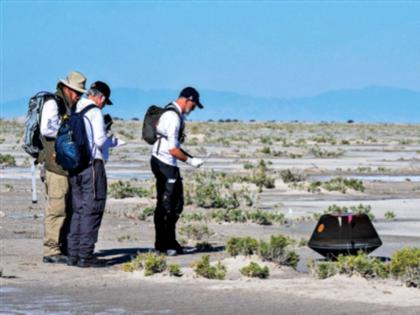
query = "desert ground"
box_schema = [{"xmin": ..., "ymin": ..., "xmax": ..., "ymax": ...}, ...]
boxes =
[{"xmin": 1, "ymin": 119, "xmax": 419, "ymax": 314}]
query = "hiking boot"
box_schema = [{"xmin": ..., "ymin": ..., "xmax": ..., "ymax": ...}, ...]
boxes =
[
  {"xmin": 67, "ymin": 256, "xmax": 78, "ymax": 266},
  {"xmin": 169, "ymin": 241, "xmax": 184, "ymax": 255},
  {"xmin": 42, "ymin": 254, "xmax": 68, "ymax": 264},
  {"xmin": 77, "ymin": 256, "xmax": 107, "ymax": 268}
]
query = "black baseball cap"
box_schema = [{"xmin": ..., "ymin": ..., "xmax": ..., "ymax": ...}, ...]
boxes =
[
  {"xmin": 179, "ymin": 86, "xmax": 203, "ymax": 109},
  {"xmin": 91, "ymin": 81, "xmax": 113, "ymax": 105}
]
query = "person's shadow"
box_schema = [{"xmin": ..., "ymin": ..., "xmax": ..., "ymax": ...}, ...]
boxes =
[{"xmin": 96, "ymin": 245, "xmax": 226, "ymax": 266}]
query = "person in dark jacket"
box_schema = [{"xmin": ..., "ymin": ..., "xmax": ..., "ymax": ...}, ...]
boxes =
[{"xmin": 67, "ymin": 81, "xmax": 121, "ymax": 268}]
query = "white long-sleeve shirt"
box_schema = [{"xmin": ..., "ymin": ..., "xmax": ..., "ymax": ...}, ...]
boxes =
[
  {"xmin": 76, "ymin": 98, "xmax": 118, "ymax": 161},
  {"xmin": 40, "ymin": 99, "xmax": 62, "ymax": 138},
  {"xmin": 152, "ymin": 102, "xmax": 184, "ymax": 167}
]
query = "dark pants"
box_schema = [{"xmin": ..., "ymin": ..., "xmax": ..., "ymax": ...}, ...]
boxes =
[
  {"xmin": 67, "ymin": 160, "xmax": 107, "ymax": 258},
  {"xmin": 151, "ymin": 156, "xmax": 184, "ymax": 251}
]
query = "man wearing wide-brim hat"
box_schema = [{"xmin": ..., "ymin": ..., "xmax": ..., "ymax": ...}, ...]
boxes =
[{"xmin": 39, "ymin": 71, "xmax": 87, "ymax": 264}]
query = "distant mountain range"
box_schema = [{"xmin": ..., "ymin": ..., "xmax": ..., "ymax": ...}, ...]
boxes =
[{"xmin": 1, "ymin": 86, "xmax": 419, "ymax": 123}]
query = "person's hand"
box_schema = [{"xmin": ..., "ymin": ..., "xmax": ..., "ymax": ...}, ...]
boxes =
[
  {"xmin": 104, "ymin": 114, "xmax": 113, "ymax": 131},
  {"xmin": 186, "ymin": 157, "xmax": 203, "ymax": 168}
]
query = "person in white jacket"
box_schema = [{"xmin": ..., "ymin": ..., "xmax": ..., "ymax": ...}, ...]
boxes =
[{"xmin": 67, "ymin": 81, "xmax": 121, "ymax": 268}]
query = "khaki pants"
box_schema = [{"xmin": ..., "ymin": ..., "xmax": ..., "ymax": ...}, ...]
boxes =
[{"xmin": 43, "ymin": 170, "xmax": 69, "ymax": 256}]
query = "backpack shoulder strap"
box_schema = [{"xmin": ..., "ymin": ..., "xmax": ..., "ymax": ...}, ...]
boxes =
[
  {"xmin": 164, "ymin": 103, "xmax": 183, "ymax": 120},
  {"xmin": 79, "ymin": 104, "xmax": 97, "ymax": 116}
]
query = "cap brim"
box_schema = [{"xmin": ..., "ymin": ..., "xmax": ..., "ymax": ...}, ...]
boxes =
[
  {"xmin": 59, "ymin": 79, "xmax": 87, "ymax": 93},
  {"xmin": 196, "ymin": 101, "xmax": 203, "ymax": 109},
  {"xmin": 106, "ymin": 98, "xmax": 113, "ymax": 105}
]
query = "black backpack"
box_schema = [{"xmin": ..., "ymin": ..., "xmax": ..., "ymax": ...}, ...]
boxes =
[
  {"xmin": 142, "ymin": 104, "xmax": 184, "ymax": 145},
  {"xmin": 22, "ymin": 92, "xmax": 56, "ymax": 158}
]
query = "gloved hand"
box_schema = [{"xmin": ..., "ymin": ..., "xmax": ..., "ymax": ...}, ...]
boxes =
[{"xmin": 186, "ymin": 157, "xmax": 203, "ymax": 168}]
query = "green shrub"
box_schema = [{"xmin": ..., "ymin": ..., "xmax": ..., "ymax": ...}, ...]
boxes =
[
  {"xmin": 384, "ymin": 211, "xmax": 396, "ymax": 221},
  {"xmin": 109, "ymin": 180, "xmax": 149, "ymax": 199},
  {"xmin": 193, "ymin": 255, "xmax": 226, "ymax": 280},
  {"xmin": 308, "ymin": 260, "xmax": 337, "ymax": 279},
  {"xmin": 226, "ymin": 237, "xmax": 259, "ymax": 257},
  {"xmin": 195, "ymin": 183, "xmax": 240, "ymax": 209},
  {"xmin": 181, "ymin": 212, "xmax": 207, "ymax": 222},
  {"xmin": 246, "ymin": 209, "xmax": 272, "ymax": 225},
  {"xmin": 243, "ymin": 162, "xmax": 254, "ymax": 169},
  {"xmin": 324, "ymin": 177, "xmax": 364, "ymax": 193},
  {"xmin": 179, "ymin": 224, "xmax": 214, "ymax": 241},
  {"xmin": 260, "ymin": 146, "xmax": 271, "ymax": 154},
  {"xmin": 280, "ymin": 169, "xmax": 305, "ymax": 183},
  {"xmin": 168, "ymin": 264, "xmax": 183, "ymax": 277},
  {"xmin": 138, "ymin": 207, "xmax": 155, "ymax": 220},
  {"xmin": 122, "ymin": 252, "xmax": 167, "ymax": 276},
  {"xmin": 143, "ymin": 253, "xmax": 167, "ymax": 276},
  {"xmin": 309, "ymin": 252, "xmax": 389, "ymax": 280},
  {"xmin": 390, "ymin": 247, "xmax": 420, "ymax": 287},
  {"xmin": 211, "ymin": 208, "xmax": 247, "ymax": 223},
  {"xmin": 310, "ymin": 146, "xmax": 344, "ymax": 158},
  {"xmin": 0, "ymin": 154, "xmax": 16, "ymax": 166},
  {"xmin": 122, "ymin": 254, "xmax": 143, "ymax": 272},
  {"xmin": 322, "ymin": 204, "xmax": 374, "ymax": 221},
  {"xmin": 311, "ymin": 177, "xmax": 364, "ymax": 194},
  {"xmin": 259, "ymin": 235, "xmax": 299, "ymax": 269},
  {"xmin": 336, "ymin": 251, "xmax": 389, "ymax": 279},
  {"xmin": 240, "ymin": 262, "xmax": 270, "ymax": 279},
  {"xmin": 227, "ymin": 235, "xmax": 299, "ymax": 269}
]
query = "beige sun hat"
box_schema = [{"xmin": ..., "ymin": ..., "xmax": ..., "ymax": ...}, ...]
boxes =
[{"xmin": 59, "ymin": 71, "xmax": 87, "ymax": 93}]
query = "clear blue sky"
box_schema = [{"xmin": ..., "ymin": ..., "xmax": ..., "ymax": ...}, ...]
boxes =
[{"xmin": 1, "ymin": 1, "xmax": 420, "ymax": 102}]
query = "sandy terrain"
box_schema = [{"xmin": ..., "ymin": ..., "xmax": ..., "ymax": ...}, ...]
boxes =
[{"xmin": 1, "ymin": 120, "xmax": 419, "ymax": 314}]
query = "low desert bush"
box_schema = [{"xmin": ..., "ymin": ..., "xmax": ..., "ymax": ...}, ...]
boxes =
[
  {"xmin": 335, "ymin": 252, "xmax": 389, "ymax": 279},
  {"xmin": 211, "ymin": 208, "xmax": 248, "ymax": 223},
  {"xmin": 240, "ymin": 262, "xmax": 270, "ymax": 279},
  {"xmin": 0, "ymin": 154, "xmax": 16, "ymax": 166},
  {"xmin": 280, "ymin": 169, "xmax": 305, "ymax": 183},
  {"xmin": 122, "ymin": 253, "xmax": 167, "ymax": 276},
  {"xmin": 390, "ymin": 247, "xmax": 420, "ymax": 287},
  {"xmin": 179, "ymin": 224, "xmax": 214, "ymax": 241},
  {"xmin": 308, "ymin": 247, "xmax": 419, "ymax": 287},
  {"xmin": 310, "ymin": 146, "xmax": 344, "ymax": 158},
  {"xmin": 308, "ymin": 177, "xmax": 364, "ymax": 194},
  {"xmin": 168, "ymin": 264, "xmax": 183, "ymax": 277},
  {"xmin": 134, "ymin": 207, "xmax": 155, "ymax": 221},
  {"xmin": 384, "ymin": 211, "xmax": 396, "ymax": 221},
  {"xmin": 313, "ymin": 204, "xmax": 374, "ymax": 221},
  {"xmin": 227, "ymin": 235, "xmax": 299, "ymax": 269},
  {"xmin": 227, "ymin": 237, "xmax": 259, "ymax": 257},
  {"xmin": 109, "ymin": 180, "xmax": 149, "ymax": 199},
  {"xmin": 122, "ymin": 254, "xmax": 143, "ymax": 272},
  {"xmin": 143, "ymin": 253, "xmax": 167, "ymax": 276},
  {"xmin": 259, "ymin": 235, "xmax": 299, "ymax": 269},
  {"xmin": 251, "ymin": 160, "xmax": 275, "ymax": 191},
  {"xmin": 193, "ymin": 255, "xmax": 227, "ymax": 280},
  {"xmin": 308, "ymin": 260, "xmax": 337, "ymax": 279}
]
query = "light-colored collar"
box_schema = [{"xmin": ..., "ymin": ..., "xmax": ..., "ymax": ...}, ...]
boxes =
[{"xmin": 172, "ymin": 101, "xmax": 183, "ymax": 114}]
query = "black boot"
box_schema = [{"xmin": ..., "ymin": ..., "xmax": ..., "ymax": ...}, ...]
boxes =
[
  {"xmin": 77, "ymin": 256, "xmax": 107, "ymax": 268},
  {"xmin": 42, "ymin": 254, "xmax": 68, "ymax": 264}
]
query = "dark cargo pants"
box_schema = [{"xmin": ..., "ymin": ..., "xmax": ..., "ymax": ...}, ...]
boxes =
[
  {"xmin": 150, "ymin": 156, "xmax": 184, "ymax": 251},
  {"xmin": 67, "ymin": 160, "xmax": 107, "ymax": 258}
]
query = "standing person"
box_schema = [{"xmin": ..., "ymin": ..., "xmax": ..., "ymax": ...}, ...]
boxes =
[
  {"xmin": 67, "ymin": 81, "xmax": 120, "ymax": 268},
  {"xmin": 39, "ymin": 71, "xmax": 87, "ymax": 263},
  {"xmin": 151, "ymin": 87, "xmax": 204, "ymax": 256}
]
